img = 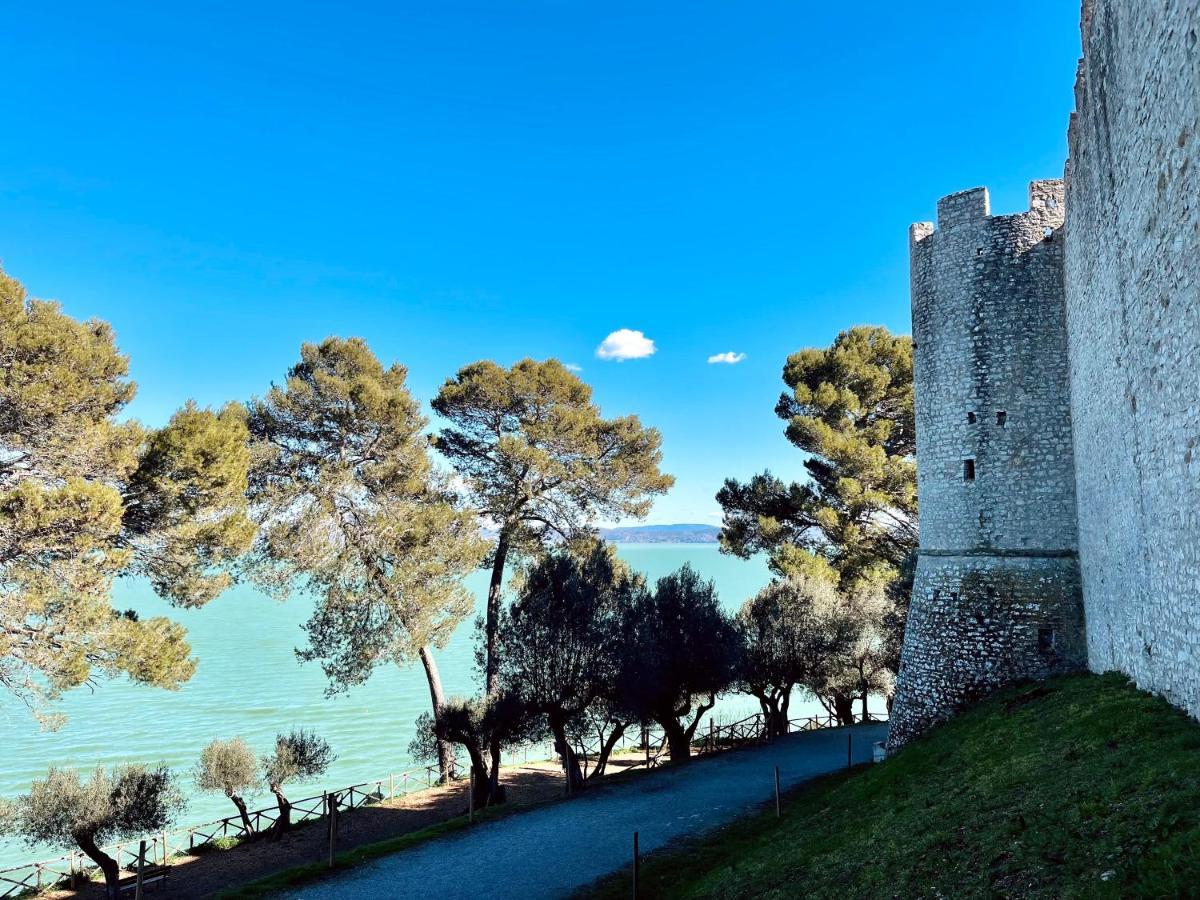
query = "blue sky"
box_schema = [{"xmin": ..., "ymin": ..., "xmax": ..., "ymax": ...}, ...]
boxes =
[{"xmin": 0, "ymin": 1, "xmax": 1080, "ymax": 524}]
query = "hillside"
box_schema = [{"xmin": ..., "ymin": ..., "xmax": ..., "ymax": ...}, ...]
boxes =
[
  {"xmin": 584, "ymin": 673, "xmax": 1200, "ymax": 898},
  {"xmin": 597, "ymin": 524, "xmax": 720, "ymax": 544}
]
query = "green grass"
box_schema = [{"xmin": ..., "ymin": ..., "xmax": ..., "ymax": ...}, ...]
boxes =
[{"xmin": 584, "ymin": 673, "xmax": 1200, "ymax": 899}]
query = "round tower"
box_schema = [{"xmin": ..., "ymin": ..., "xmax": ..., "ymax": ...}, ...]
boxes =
[{"xmin": 887, "ymin": 180, "xmax": 1086, "ymax": 750}]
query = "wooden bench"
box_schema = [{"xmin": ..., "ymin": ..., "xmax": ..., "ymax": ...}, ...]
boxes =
[{"xmin": 116, "ymin": 865, "xmax": 170, "ymax": 894}]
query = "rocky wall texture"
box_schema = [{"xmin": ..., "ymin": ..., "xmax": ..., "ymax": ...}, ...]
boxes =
[
  {"xmin": 1065, "ymin": 0, "xmax": 1200, "ymax": 715},
  {"xmin": 888, "ymin": 183, "xmax": 1086, "ymax": 749}
]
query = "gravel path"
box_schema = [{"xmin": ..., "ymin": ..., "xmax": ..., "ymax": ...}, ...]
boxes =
[{"xmin": 285, "ymin": 723, "xmax": 889, "ymax": 900}]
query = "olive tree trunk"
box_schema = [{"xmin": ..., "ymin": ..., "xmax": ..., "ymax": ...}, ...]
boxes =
[
  {"xmin": 584, "ymin": 721, "xmax": 628, "ymax": 781},
  {"xmin": 833, "ymin": 694, "xmax": 855, "ymax": 726},
  {"xmin": 229, "ymin": 793, "xmax": 254, "ymax": 836},
  {"xmin": 269, "ymin": 785, "xmax": 292, "ymax": 837},
  {"xmin": 551, "ymin": 722, "xmax": 585, "ymax": 793},
  {"xmin": 75, "ymin": 832, "xmax": 120, "ymax": 900}
]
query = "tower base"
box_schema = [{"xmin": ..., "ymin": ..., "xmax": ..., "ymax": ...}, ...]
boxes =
[{"xmin": 887, "ymin": 553, "xmax": 1086, "ymax": 751}]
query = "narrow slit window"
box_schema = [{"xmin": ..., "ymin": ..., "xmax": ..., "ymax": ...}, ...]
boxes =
[
  {"xmin": 964, "ymin": 459, "xmax": 976, "ymax": 481},
  {"xmin": 967, "ymin": 411, "xmax": 977, "ymax": 424},
  {"xmin": 996, "ymin": 410, "xmax": 1007, "ymax": 427}
]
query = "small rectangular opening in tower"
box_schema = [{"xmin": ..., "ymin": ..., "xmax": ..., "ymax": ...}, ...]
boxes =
[
  {"xmin": 996, "ymin": 410, "xmax": 1007, "ymax": 427},
  {"xmin": 967, "ymin": 411, "xmax": 977, "ymax": 424},
  {"xmin": 963, "ymin": 459, "xmax": 976, "ymax": 481},
  {"xmin": 1038, "ymin": 627, "xmax": 1056, "ymax": 652}
]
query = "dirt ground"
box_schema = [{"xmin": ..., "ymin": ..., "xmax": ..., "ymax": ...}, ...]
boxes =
[{"xmin": 47, "ymin": 760, "xmax": 576, "ymax": 899}]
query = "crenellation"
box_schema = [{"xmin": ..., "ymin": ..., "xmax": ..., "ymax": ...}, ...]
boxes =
[
  {"xmin": 935, "ymin": 187, "xmax": 990, "ymax": 228},
  {"xmin": 889, "ymin": 180, "xmax": 1085, "ymax": 750},
  {"xmin": 890, "ymin": 0, "xmax": 1200, "ymax": 750}
]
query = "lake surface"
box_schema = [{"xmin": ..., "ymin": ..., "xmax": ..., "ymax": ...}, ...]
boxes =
[{"xmin": 0, "ymin": 544, "xmax": 865, "ymax": 868}]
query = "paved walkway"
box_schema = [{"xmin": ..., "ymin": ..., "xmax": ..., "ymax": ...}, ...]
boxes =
[{"xmin": 285, "ymin": 723, "xmax": 888, "ymax": 899}]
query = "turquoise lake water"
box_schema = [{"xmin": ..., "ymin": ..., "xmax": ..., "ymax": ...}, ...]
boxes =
[{"xmin": 0, "ymin": 544, "xmax": 868, "ymax": 868}]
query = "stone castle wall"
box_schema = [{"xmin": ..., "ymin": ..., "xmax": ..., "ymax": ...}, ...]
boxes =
[
  {"xmin": 888, "ymin": 183, "xmax": 1086, "ymax": 748},
  {"xmin": 892, "ymin": 0, "xmax": 1200, "ymax": 747},
  {"xmin": 1064, "ymin": 0, "xmax": 1200, "ymax": 716}
]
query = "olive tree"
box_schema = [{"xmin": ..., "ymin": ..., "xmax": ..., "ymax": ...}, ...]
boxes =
[
  {"xmin": 0, "ymin": 266, "xmax": 255, "ymax": 726},
  {"xmin": 417, "ymin": 692, "xmax": 533, "ymax": 810},
  {"xmin": 497, "ymin": 540, "xmax": 641, "ymax": 792},
  {"xmin": 260, "ymin": 729, "xmax": 334, "ymax": 836},
  {"xmin": 246, "ymin": 338, "xmax": 487, "ymax": 783},
  {"xmin": 809, "ymin": 582, "xmax": 896, "ymax": 723},
  {"xmin": 619, "ymin": 565, "xmax": 740, "ymax": 761},
  {"xmin": 735, "ymin": 576, "xmax": 857, "ymax": 736},
  {"xmin": 1, "ymin": 765, "xmax": 184, "ymax": 900},
  {"xmin": 195, "ymin": 737, "xmax": 259, "ymax": 835}
]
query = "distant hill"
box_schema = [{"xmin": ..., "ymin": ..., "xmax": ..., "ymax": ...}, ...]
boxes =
[
  {"xmin": 479, "ymin": 523, "xmax": 722, "ymax": 544},
  {"xmin": 598, "ymin": 523, "xmax": 721, "ymax": 544}
]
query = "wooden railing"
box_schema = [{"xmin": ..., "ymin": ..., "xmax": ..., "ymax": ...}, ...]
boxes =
[
  {"xmin": 0, "ymin": 754, "xmax": 470, "ymax": 898},
  {"xmin": 0, "ymin": 714, "xmax": 887, "ymax": 897},
  {"xmin": 696, "ymin": 710, "xmax": 889, "ymax": 755}
]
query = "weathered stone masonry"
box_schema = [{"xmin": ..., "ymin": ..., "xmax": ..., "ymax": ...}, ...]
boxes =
[
  {"xmin": 889, "ymin": 0, "xmax": 1200, "ymax": 748},
  {"xmin": 888, "ymin": 183, "xmax": 1087, "ymax": 748},
  {"xmin": 1065, "ymin": 0, "xmax": 1200, "ymax": 719}
]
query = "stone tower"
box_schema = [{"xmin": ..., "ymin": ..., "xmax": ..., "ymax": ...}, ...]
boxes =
[{"xmin": 887, "ymin": 180, "xmax": 1087, "ymax": 750}]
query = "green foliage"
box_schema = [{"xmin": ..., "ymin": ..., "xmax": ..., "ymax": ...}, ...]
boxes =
[
  {"xmin": 619, "ymin": 565, "xmax": 739, "ymax": 749},
  {"xmin": 431, "ymin": 357, "xmax": 674, "ymax": 551},
  {"xmin": 0, "ymin": 266, "xmax": 254, "ymax": 725},
  {"xmin": 2, "ymin": 764, "xmax": 184, "ymax": 851},
  {"xmin": 735, "ymin": 575, "xmax": 854, "ymax": 722},
  {"xmin": 717, "ymin": 325, "xmax": 915, "ymax": 590},
  {"xmin": 261, "ymin": 729, "xmax": 335, "ymax": 790},
  {"xmin": 499, "ymin": 540, "xmax": 642, "ymax": 733},
  {"xmin": 195, "ymin": 737, "xmax": 260, "ymax": 799},
  {"xmin": 245, "ymin": 337, "xmax": 487, "ymax": 691},
  {"xmin": 585, "ymin": 674, "xmax": 1200, "ymax": 899}
]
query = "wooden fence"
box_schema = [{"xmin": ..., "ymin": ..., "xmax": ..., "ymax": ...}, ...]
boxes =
[
  {"xmin": 0, "ymin": 713, "xmax": 885, "ymax": 897},
  {"xmin": 0, "ymin": 754, "xmax": 467, "ymax": 898}
]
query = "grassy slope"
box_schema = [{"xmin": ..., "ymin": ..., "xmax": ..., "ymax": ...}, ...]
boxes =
[{"xmin": 585, "ymin": 673, "xmax": 1200, "ymax": 899}]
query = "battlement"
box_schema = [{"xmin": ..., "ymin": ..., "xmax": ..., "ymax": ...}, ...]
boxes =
[
  {"xmin": 914, "ymin": 181, "xmax": 1067, "ymax": 238},
  {"xmin": 936, "ymin": 187, "xmax": 990, "ymax": 228},
  {"xmin": 1029, "ymin": 179, "xmax": 1066, "ymax": 213}
]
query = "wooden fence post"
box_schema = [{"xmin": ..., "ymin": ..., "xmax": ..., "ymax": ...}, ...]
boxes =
[
  {"xmin": 327, "ymin": 793, "xmax": 336, "ymax": 868},
  {"xmin": 632, "ymin": 831, "xmax": 640, "ymax": 899},
  {"xmin": 134, "ymin": 839, "xmax": 146, "ymax": 900},
  {"xmin": 389, "ymin": 773, "xmax": 395, "ymax": 801},
  {"xmin": 774, "ymin": 766, "xmax": 782, "ymax": 818}
]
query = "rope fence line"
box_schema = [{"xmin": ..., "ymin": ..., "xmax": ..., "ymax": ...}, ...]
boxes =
[{"xmin": 0, "ymin": 713, "xmax": 886, "ymax": 897}]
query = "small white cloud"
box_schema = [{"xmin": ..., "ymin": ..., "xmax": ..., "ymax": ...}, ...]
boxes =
[
  {"xmin": 707, "ymin": 351, "xmax": 746, "ymax": 365},
  {"xmin": 596, "ymin": 329, "xmax": 656, "ymax": 361},
  {"xmin": 564, "ymin": 362, "xmax": 583, "ymax": 372}
]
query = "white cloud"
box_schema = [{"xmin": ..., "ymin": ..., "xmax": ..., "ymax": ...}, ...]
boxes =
[
  {"xmin": 564, "ymin": 362, "xmax": 583, "ymax": 372},
  {"xmin": 596, "ymin": 329, "xmax": 656, "ymax": 361},
  {"xmin": 707, "ymin": 351, "xmax": 747, "ymax": 365}
]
